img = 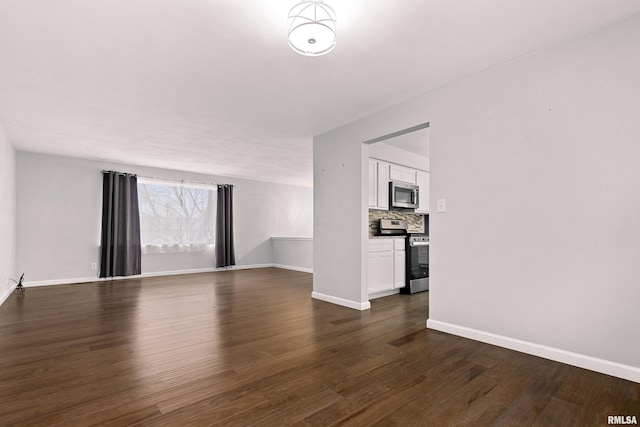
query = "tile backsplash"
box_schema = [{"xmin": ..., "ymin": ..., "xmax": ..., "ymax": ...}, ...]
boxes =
[{"xmin": 369, "ymin": 210, "xmax": 426, "ymax": 236}]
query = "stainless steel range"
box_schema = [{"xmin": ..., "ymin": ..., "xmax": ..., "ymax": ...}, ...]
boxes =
[
  {"xmin": 403, "ymin": 234, "xmax": 429, "ymax": 294},
  {"xmin": 378, "ymin": 219, "xmax": 408, "ymax": 236}
]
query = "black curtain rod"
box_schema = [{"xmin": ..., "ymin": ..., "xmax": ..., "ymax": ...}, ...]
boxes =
[
  {"xmin": 101, "ymin": 170, "xmax": 233, "ymax": 188},
  {"xmin": 101, "ymin": 170, "xmax": 136, "ymax": 176}
]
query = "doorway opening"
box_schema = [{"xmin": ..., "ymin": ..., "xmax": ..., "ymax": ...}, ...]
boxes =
[{"xmin": 365, "ymin": 123, "xmax": 430, "ymax": 301}]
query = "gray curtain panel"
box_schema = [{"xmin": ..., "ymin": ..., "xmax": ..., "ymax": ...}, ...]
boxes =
[
  {"xmin": 216, "ymin": 184, "xmax": 236, "ymax": 268},
  {"xmin": 99, "ymin": 171, "xmax": 142, "ymax": 278}
]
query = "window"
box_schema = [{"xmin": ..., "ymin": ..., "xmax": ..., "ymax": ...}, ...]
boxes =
[{"xmin": 137, "ymin": 179, "xmax": 217, "ymax": 254}]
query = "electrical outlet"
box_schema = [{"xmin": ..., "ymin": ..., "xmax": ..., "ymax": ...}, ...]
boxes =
[{"xmin": 91, "ymin": 262, "xmax": 97, "ymax": 270}]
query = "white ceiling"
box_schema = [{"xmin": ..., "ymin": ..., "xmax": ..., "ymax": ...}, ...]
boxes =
[{"xmin": 1, "ymin": 1, "xmax": 639, "ymax": 187}]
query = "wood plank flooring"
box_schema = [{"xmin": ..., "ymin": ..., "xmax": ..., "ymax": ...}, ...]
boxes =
[{"xmin": 0, "ymin": 268, "xmax": 637, "ymax": 426}]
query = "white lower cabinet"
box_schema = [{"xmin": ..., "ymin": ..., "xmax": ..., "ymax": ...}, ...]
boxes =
[
  {"xmin": 368, "ymin": 251, "xmax": 394, "ymax": 293},
  {"xmin": 368, "ymin": 238, "xmax": 406, "ymax": 297},
  {"xmin": 393, "ymin": 250, "xmax": 406, "ymax": 289}
]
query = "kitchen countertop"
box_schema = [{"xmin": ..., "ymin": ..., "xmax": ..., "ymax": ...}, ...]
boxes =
[{"xmin": 369, "ymin": 235, "xmax": 407, "ymax": 239}]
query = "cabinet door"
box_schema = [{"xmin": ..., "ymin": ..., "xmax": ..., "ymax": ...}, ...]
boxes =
[
  {"xmin": 369, "ymin": 251, "xmax": 394, "ymax": 293},
  {"xmin": 390, "ymin": 165, "xmax": 416, "ymax": 184},
  {"xmin": 376, "ymin": 162, "xmax": 389, "ymax": 210},
  {"xmin": 368, "ymin": 160, "xmax": 377, "ymax": 208},
  {"xmin": 389, "ymin": 164, "xmax": 404, "ymax": 182},
  {"xmin": 393, "ymin": 251, "xmax": 406, "ymax": 289},
  {"xmin": 415, "ymin": 171, "xmax": 430, "ymax": 213},
  {"xmin": 401, "ymin": 169, "xmax": 416, "ymax": 184},
  {"xmin": 367, "ymin": 252, "xmax": 378, "ymax": 292}
]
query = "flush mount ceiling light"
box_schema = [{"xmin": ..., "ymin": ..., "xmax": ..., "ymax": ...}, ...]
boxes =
[{"xmin": 288, "ymin": 0, "xmax": 337, "ymax": 56}]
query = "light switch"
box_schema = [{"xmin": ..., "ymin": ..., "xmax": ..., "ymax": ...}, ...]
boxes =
[{"xmin": 437, "ymin": 199, "xmax": 447, "ymax": 213}]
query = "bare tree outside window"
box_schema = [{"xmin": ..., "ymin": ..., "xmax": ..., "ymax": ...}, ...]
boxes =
[{"xmin": 138, "ymin": 180, "xmax": 216, "ymax": 254}]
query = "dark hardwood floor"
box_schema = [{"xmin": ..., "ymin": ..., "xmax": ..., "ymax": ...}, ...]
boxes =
[{"xmin": 0, "ymin": 268, "xmax": 637, "ymax": 426}]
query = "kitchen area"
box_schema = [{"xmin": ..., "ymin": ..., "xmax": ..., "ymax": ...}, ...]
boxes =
[{"xmin": 367, "ymin": 127, "xmax": 430, "ymax": 300}]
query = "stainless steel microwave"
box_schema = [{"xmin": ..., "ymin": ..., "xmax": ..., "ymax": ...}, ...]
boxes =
[{"xmin": 389, "ymin": 181, "xmax": 419, "ymax": 210}]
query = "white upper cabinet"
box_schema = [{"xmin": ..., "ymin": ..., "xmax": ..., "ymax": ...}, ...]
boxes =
[
  {"xmin": 389, "ymin": 164, "xmax": 416, "ymax": 184},
  {"xmin": 415, "ymin": 171, "xmax": 430, "ymax": 213},
  {"xmin": 370, "ymin": 158, "xmax": 428, "ymax": 212},
  {"xmin": 376, "ymin": 161, "xmax": 389, "ymax": 210},
  {"xmin": 368, "ymin": 159, "xmax": 389, "ymax": 210},
  {"xmin": 368, "ymin": 160, "xmax": 377, "ymax": 208}
]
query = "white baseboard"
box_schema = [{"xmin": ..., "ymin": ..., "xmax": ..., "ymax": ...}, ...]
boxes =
[
  {"xmin": 271, "ymin": 237, "xmax": 312, "ymax": 241},
  {"xmin": 311, "ymin": 291, "xmax": 371, "ymax": 311},
  {"xmin": 140, "ymin": 264, "xmax": 275, "ymax": 278},
  {"xmin": 272, "ymin": 264, "xmax": 313, "ymax": 273},
  {"xmin": 369, "ymin": 289, "xmax": 400, "ymax": 300},
  {"xmin": 0, "ymin": 284, "xmax": 17, "ymax": 306},
  {"xmin": 231, "ymin": 264, "xmax": 274, "ymax": 271},
  {"xmin": 21, "ymin": 264, "xmax": 288, "ymax": 288},
  {"xmin": 427, "ymin": 319, "xmax": 640, "ymax": 383},
  {"xmin": 23, "ymin": 276, "xmax": 99, "ymax": 287}
]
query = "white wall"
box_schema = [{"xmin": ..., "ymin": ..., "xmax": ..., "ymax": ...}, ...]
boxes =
[
  {"xmin": 314, "ymin": 13, "xmax": 640, "ymax": 379},
  {"xmin": 312, "ymin": 133, "xmax": 371, "ymax": 310},
  {"xmin": 16, "ymin": 152, "xmax": 313, "ymax": 283},
  {"xmin": 272, "ymin": 237, "xmax": 312, "ymax": 272},
  {"xmin": 0, "ymin": 124, "xmax": 16, "ymax": 304}
]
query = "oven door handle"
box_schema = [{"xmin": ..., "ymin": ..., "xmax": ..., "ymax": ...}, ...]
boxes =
[{"xmin": 409, "ymin": 241, "xmax": 429, "ymax": 246}]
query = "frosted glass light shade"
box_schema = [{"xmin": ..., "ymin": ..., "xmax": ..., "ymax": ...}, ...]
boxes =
[{"xmin": 288, "ymin": 1, "xmax": 336, "ymax": 56}]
